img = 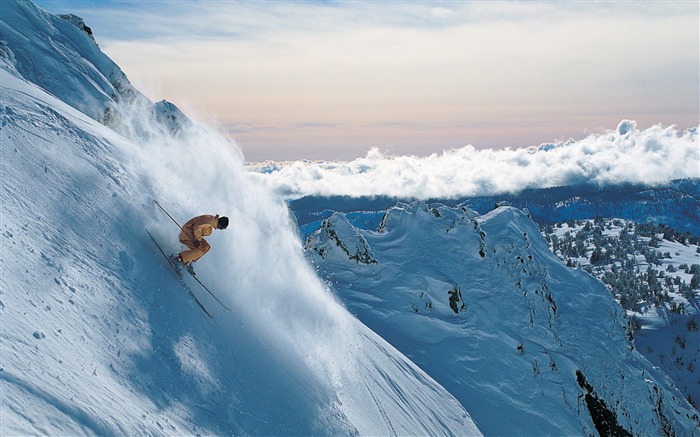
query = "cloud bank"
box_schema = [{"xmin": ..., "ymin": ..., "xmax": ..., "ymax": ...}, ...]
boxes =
[{"xmin": 247, "ymin": 121, "xmax": 699, "ymax": 199}]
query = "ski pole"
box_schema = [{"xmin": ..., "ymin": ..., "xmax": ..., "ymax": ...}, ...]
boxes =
[{"xmin": 154, "ymin": 199, "xmax": 182, "ymax": 229}]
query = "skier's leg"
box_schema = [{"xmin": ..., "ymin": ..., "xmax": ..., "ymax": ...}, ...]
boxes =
[
  {"xmin": 178, "ymin": 230, "xmax": 199, "ymax": 265},
  {"xmin": 179, "ymin": 239, "xmax": 210, "ymax": 264}
]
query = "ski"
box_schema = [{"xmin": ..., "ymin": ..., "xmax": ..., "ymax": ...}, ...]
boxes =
[
  {"xmin": 184, "ymin": 269, "xmax": 232, "ymax": 310},
  {"xmin": 146, "ymin": 229, "xmax": 214, "ymax": 318},
  {"xmin": 152, "ymin": 199, "xmax": 232, "ymax": 311}
]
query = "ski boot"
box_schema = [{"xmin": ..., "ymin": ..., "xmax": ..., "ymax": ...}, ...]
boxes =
[{"xmin": 177, "ymin": 255, "xmax": 196, "ymax": 276}]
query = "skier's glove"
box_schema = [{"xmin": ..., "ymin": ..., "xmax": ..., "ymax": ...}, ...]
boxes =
[{"xmin": 194, "ymin": 240, "xmax": 201, "ymax": 248}]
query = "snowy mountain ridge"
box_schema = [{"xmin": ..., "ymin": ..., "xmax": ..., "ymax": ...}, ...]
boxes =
[
  {"xmin": 1, "ymin": 1, "xmax": 481, "ymax": 435},
  {"xmin": 1, "ymin": 0, "xmax": 189, "ymax": 141},
  {"xmin": 303, "ymin": 202, "xmax": 700, "ymax": 435},
  {"xmin": 289, "ymin": 182, "xmax": 700, "ymax": 416}
]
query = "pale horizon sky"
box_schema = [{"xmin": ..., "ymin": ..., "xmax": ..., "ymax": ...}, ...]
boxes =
[{"xmin": 33, "ymin": 0, "xmax": 699, "ymax": 162}]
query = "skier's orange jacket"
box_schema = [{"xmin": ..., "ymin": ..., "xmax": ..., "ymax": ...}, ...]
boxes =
[
  {"xmin": 180, "ymin": 214, "xmax": 220, "ymax": 243},
  {"xmin": 178, "ymin": 214, "xmax": 221, "ymax": 264}
]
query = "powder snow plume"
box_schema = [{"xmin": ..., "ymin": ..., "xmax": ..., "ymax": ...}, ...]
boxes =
[
  {"xmin": 124, "ymin": 92, "xmax": 477, "ymax": 436},
  {"xmin": 247, "ymin": 120, "xmax": 699, "ymax": 199}
]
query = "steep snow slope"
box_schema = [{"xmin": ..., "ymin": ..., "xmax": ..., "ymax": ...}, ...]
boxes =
[
  {"xmin": 2, "ymin": 71, "xmax": 350, "ymax": 435},
  {"xmin": 543, "ymin": 218, "xmax": 700, "ymax": 409},
  {"xmin": 304, "ymin": 203, "xmax": 700, "ymax": 435},
  {"xmin": 1, "ymin": 1, "xmax": 481, "ymax": 435}
]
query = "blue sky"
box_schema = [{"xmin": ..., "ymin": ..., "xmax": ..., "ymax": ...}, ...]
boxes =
[{"xmin": 33, "ymin": 0, "xmax": 699, "ymax": 161}]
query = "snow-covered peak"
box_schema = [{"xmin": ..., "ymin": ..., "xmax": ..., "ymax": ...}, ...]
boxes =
[
  {"xmin": 378, "ymin": 201, "xmax": 478, "ymax": 233},
  {"xmin": 153, "ymin": 99, "xmax": 193, "ymax": 136},
  {"xmin": 2, "ymin": 0, "xmax": 125, "ymax": 120},
  {"xmin": 305, "ymin": 201, "xmax": 700, "ymax": 435},
  {"xmin": 0, "ymin": 0, "xmax": 189, "ymax": 140},
  {"xmin": 57, "ymin": 13, "xmax": 96, "ymax": 44},
  {"xmin": 304, "ymin": 212, "xmax": 378, "ymax": 264}
]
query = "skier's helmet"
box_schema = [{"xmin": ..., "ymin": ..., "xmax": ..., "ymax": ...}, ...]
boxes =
[{"xmin": 218, "ymin": 216, "xmax": 229, "ymax": 229}]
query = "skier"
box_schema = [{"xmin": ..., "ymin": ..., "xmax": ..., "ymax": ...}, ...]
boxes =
[{"xmin": 177, "ymin": 214, "xmax": 229, "ymax": 268}]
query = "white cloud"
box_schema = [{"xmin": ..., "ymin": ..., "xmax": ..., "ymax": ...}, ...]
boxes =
[
  {"xmin": 247, "ymin": 121, "xmax": 700, "ymax": 199},
  {"xmin": 430, "ymin": 7, "xmax": 454, "ymax": 19}
]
